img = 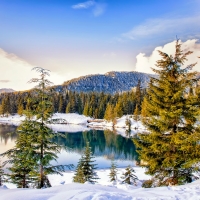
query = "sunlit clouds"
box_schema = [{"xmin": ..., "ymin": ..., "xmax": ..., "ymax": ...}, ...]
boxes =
[
  {"xmin": 135, "ymin": 39, "xmax": 200, "ymax": 74},
  {"xmin": 0, "ymin": 48, "xmax": 65, "ymax": 91}
]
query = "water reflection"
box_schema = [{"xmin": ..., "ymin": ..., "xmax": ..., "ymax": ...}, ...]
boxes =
[
  {"xmin": 53, "ymin": 129, "xmax": 138, "ymax": 161},
  {"xmin": 0, "ymin": 124, "xmax": 138, "ymax": 168}
]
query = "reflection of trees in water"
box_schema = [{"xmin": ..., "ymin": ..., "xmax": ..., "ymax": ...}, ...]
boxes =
[
  {"xmin": 0, "ymin": 124, "xmax": 17, "ymax": 145},
  {"xmin": 0, "ymin": 124, "xmax": 138, "ymax": 161},
  {"xmin": 53, "ymin": 129, "xmax": 138, "ymax": 161}
]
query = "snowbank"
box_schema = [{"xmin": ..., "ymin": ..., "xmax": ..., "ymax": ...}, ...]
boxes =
[
  {"xmin": 0, "ymin": 114, "xmax": 146, "ymax": 133},
  {"xmin": 1, "ymin": 172, "xmax": 200, "ymax": 200},
  {"xmin": 0, "ymin": 113, "xmax": 91, "ymax": 126}
]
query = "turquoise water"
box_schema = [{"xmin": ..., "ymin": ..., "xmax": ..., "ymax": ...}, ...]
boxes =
[{"xmin": 0, "ymin": 123, "xmax": 138, "ymax": 169}]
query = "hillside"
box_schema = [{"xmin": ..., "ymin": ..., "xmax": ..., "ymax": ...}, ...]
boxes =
[
  {"xmin": 56, "ymin": 71, "xmax": 153, "ymax": 94},
  {"xmin": 0, "ymin": 88, "xmax": 15, "ymax": 94}
]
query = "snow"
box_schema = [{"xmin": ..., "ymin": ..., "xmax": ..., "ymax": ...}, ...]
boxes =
[
  {"xmin": 1, "ymin": 168, "xmax": 200, "ymax": 200},
  {"xmin": 0, "ymin": 114, "xmax": 146, "ymax": 134}
]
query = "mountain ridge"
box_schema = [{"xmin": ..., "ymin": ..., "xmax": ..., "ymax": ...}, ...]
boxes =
[
  {"xmin": 55, "ymin": 71, "xmax": 154, "ymax": 94},
  {"xmin": 0, "ymin": 88, "xmax": 15, "ymax": 94}
]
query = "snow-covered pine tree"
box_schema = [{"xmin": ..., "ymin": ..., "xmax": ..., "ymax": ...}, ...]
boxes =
[
  {"xmin": 121, "ymin": 165, "xmax": 138, "ymax": 185},
  {"xmin": 109, "ymin": 161, "xmax": 117, "ymax": 183},
  {"xmin": 134, "ymin": 40, "xmax": 200, "ymax": 186},
  {"xmin": 73, "ymin": 142, "xmax": 98, "ymax": 184}
]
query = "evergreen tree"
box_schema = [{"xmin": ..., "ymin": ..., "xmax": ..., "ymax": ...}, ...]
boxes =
[
  {"xmin": 134, "ymin": 40, "xmax": 200, "ymax": 186},
  {"xmin": 140, "ymin": 97, "xmax": 148, "ymax": 119},
  {"xmin": 83, "ymin": 102, "xmax": 89, "ymax": 116},
  {"xmin": 1, "ymin": 96, "xmax": 9, "ymax": 116},
  {"xmin": 114, "ymin": 101, "xmax": 123, "ymax": 118},
  {"xmin": 17, "ymin": 103, "xmax": 24, "ymax": 116},
  {"xmin": 2, "ymin": 67, "xmax": 71, "ymax": 188},
  {"xmin": 133, "ymin": 104, "xmax": 140, "ymax": 121},
  {"xmin": 135, "ymin": 79, "xmax": 142, "ymax": 112},
  {"xmin": 121, "ymin": 165, "xmax": 138, "ymax": 185},
  {"xmin": 73, "ymin": 142, "xmax": 98, "ymax": 184},
  {"xmin": 73, "ymin": 160, "xmax": 85, "ymax": 183},
  {"xmin": 109, "ymin": 161, "xmax": 117, "ymax": 183},
  {"xmin": 65, "ymin": 102, "xmax": 71, "ymax": 113},
  {"xmin": 104, "ymin": 104, "xmax": 114, "ymax": 122},
  {"xmin": 0, "ymin": 161, "xmax": 5, "ymax": 186},
  {"xmin": 27, "ymin": 67, "xmax": 70, "ymax": 188},
  {"xmin": 2, "ymin": 122, "xmax": 37, "ymax": 188},
  {"xmin": 58, "ymin": 94, "xmax": 64, "ymax": 113}
]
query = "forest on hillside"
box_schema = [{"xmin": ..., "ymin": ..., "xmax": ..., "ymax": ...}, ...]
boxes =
[{"xmin": 0, "ymin": 80, "xmax": 145, "ymax": 120}]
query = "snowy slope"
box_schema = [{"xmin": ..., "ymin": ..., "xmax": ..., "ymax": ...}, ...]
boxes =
[{"xmin": 1, "ymin": 179, "xmax": 200, "ymax": 200}]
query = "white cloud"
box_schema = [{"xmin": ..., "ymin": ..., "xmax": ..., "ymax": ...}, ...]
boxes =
[
  {"xmin": 72, "ymin": 0, "xmax": 95, "ymax": 9},
  {"xmin": 92, "ymin": 3, "xmax": 106, "ymax": 16},
  {"xmin": 72, "ymin": 1, "xmax": 106, "ymax": 17},
  {"xmin": 135, "ymin": 39, "xmax": 200, "ymax": 74},
  {"xmin": 122, "ymin": 15, "xmax": 200, "ymax": 40},
  {"xmin": 0, "ymin": 48, "xmax": 64, "ymax": 91}
]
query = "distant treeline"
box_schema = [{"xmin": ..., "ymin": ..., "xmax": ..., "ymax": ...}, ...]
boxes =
[{"xmin": 0, "ymin": 81, "xmax": 144, "ymax": 119}]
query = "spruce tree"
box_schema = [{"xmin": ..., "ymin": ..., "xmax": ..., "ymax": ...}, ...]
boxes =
[
  {"xmin": 0, "ymin": 161, "xmax": 5, "ymax": 186},
  {"xmin": 109, "ymin": 161, "xmax": 117, "ymax": 183},
  {"xmin": 104, "ymin": 104, "xmax": 114, "ymax": 121},
  {"xmin": 134, "ymin": 40, "xmax": 200, "ymax": 186},
  {"xmin": 2, "ymin": 67, "xmax": 71, "ymax": 188},
  {"xmin": 73, "ymin": 142, "xmax": 98, "ymax": 184},
  {"xmin": 121, "ymin": 165, "xmax": 138, "ymax": 185},
  {"xmin": 27, "ymin": 67, "xmax": 71, "ymax": 188},
  {"xmin": 1, "ymin": 121, "xmax": 37, "ymax": 188},
  {"xmin": 17, "ymin": 103, "xmax": 24, "ymax": 116},
  {"xmin": 73, "ymin": 160, "xmax": 85, "ymax": 183},
  {"xmin": 133, "ymin": 104, "xmax": 140, "ymax": 121},
  {"xmin": 134, "ymin": 79, "xmax": 142, "ymax": 113}
]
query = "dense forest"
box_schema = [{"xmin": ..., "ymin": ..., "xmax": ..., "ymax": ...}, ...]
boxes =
[{"xmin": 0, "ymin": 80, "xmax": 145, "ymax": 120}]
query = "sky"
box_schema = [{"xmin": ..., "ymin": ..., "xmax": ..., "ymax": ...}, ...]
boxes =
[{"xmin": 0, "ymin": 0, "xmax": 200, "ymax": 91}]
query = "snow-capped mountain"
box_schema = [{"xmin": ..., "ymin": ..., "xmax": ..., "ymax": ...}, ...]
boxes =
[{"xmin": 55, "ymin": 71, "xmax": 153, "ymax": 94}]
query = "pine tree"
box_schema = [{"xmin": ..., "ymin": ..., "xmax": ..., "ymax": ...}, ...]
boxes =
[
  {"xmin": 17, "ymin": 103, "xmax": 24, "ymax": 116},
  {"xmin": 114, "ymin": 101, "xmax": 123, "ymax": 118},
  {"xmin": 135, "ymin": 79, "xmax": 142, "ymax": 112},
  {"xmin": 0, "ymin": 161, "xmax": 5, "ymax": 186},
  {"xmin": 1, "ymin": 121, "xmax": 36, "ymax": 188},
  {"xmin": 109, "ymin": 161, "xmax": 117, "ymax": 183},
  {"xmin": 73, "ymin": 142, "xmax": 98, "ymax": 184},
  {"xmin": 121, "ymin": 165, "xmax": 138, "ymax": 185},
  {"xmin": 104, "ymin": 104, "xmax": 114, "ymax": 121},
  {"xmin": 140, "ymin": 97, "xmax": 148, "ymax": 118},
  {"xmin": 133, "ymin": 104, "xmax": 140, "ymax": 121},
  {"xmin": 27, "ymin": 67, "xmax": 71, "ymax": 188},
  {"xmin": 73, "ymin": 160, "xmax": 85, "ymax": 183},
  {"xmin": 65, "ymin": 102, "xmax": 71, "ymax": 113},
  {"xmin": 83, "ymin": 102, "xmax": 89, "ymax": 116},
  {"xmin": 134, "ymin": 40, "xmax": 200, "ymax": 186},
  {"xmin": 58, "ymin": 94, "xmax": 64, "ymax": 113},
  {"xmin": 2, "ymin": 67, "xmax": 71, "ymax": 188}
]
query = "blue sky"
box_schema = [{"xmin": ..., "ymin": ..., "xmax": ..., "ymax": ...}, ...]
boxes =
[{"xmin": 0, "ymin": 0, "xmax": 200, "ymax": 90}]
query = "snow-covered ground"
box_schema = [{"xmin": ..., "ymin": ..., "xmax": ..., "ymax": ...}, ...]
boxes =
[
  {"xmin": 0, "ymin": 113, "xmax": 146, "ymax": 133},
  {"xmin": 1, "ymin": 167, "xmax": 200, "ymax": 200}
]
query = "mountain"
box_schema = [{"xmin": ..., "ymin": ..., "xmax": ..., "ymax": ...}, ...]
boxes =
[
  {"xmin": 0, "ymin": 88, "xmax": 15, "ymax": 94},
  {"xmin": 55, "ymin": 71, "xmax": 154, "ymax": 94}
]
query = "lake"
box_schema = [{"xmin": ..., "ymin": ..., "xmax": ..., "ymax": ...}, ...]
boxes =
[{"xmin": 0, "ymin": 123, "xmax": 138, "ymax": 169}]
